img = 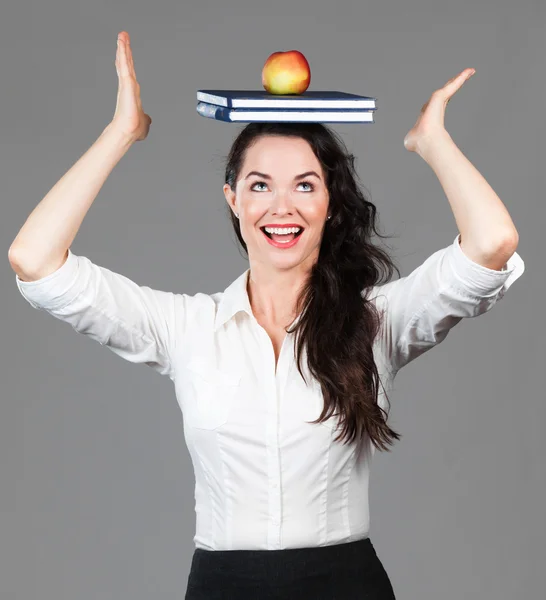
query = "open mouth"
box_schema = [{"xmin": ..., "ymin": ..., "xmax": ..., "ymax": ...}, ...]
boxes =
[{"xmin": 260, "ymin": 226, "xmax": 305, "ymax": 241}]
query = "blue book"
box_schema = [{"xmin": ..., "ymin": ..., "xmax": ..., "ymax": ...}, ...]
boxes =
[
  {"xmin": 197, "ymin": 89, "xmax": 377, "ymax": 110},
  {"xmin": 196, "ymin": 101, "xmax": 376, "ymax": 123}
]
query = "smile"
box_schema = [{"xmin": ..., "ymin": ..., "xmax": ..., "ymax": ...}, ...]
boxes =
[{"xmin": 260, "ymin": 226, "xmax": 304, "ymax": 249}]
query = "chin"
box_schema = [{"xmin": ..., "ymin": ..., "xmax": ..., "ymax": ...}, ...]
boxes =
[
  {"xmin": 269, "ymin": 250, "xmax": 318, "ymax": 272},
  {"xmin": 253, "ymin": 249, "xmax": 298, "ymax": 269},
  {"xmin": 265, "ymin": 254, "xmax": 298, "ymax": 268},
  {"xmin": 272, "ymin": 260, "xmax": 304, "ymax": 272}
]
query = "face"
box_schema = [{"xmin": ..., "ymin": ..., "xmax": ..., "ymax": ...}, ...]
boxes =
[{"xmin": 223, "ymin": 135, "xmax": 330, "ymax": 273}]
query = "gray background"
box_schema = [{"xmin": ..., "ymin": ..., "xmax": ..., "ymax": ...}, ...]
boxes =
[{"xmin": 2, "ymin": 1, "xmax": 544, "ymax": 598}]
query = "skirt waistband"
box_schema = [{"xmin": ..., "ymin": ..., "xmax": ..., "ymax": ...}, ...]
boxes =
[
  {"xmin": 192, "ymin": 537, "xmax": 376, "ymax": 572},
  {"xmin": 186, "ymin": 537, "xmax": 396, "ymax": 599}
]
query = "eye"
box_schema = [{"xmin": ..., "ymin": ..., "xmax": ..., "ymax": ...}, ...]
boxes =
[
  {"xmin": 298, "ymin": 180, "xmax": 315, "ymax": 192},
  {"xmin": 250, "ymin": 180, "xmax": 315, "ymax": 192}
]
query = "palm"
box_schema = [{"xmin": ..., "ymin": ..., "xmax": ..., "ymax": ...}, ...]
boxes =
[
  {"xmin": 404, "ymin": 68, "xmax": 475, "ymax": 153},
  {"xmin": 112, "ymin": 31, "xmax": 151, "ymax": 141}
]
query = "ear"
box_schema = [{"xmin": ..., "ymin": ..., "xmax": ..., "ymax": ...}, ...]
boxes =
[{"xmin": 223, "ymin": 183, "xmax": 238, "ymax": 216}]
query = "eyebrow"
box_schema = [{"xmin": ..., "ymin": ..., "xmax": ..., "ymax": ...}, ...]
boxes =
[{"xmin": 244, "ymin": 170, "xmax": 321, "ymax": 181}]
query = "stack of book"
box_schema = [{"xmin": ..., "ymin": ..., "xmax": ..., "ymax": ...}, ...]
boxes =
[{"xmin": 196, "ymin": 90, "xmax": 377, "ymax": 123}]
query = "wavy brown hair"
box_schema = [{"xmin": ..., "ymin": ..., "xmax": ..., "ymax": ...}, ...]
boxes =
[{"xmin": 224, "ymin": 122, "xmax": 402, "ymax": 451}]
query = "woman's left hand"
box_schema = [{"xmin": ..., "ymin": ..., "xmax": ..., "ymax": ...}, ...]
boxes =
[{"xmin": 403, "ymin": 68, "xmax": 476, "ymax": 154}]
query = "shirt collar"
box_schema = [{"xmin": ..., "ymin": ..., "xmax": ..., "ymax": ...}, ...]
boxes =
[
  {"xmin": 213, "ymin": 268, "xmax": 254, "ymax": 331},
  {"xmin": 213, "ymin": 267, "xmax": 304, "ymax": 332}
]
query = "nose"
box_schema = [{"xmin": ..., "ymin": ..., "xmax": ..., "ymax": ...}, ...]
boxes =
[{"xmin": 269, "ymin": 190, "xmax": 295, "ymax": 216}]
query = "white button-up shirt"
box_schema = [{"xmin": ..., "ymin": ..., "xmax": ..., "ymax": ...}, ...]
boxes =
[{"xmin": 15, "ymin": 234, "xmax": 525, "ymax": 550}]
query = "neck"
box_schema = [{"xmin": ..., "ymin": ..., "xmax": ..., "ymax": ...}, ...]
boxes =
[{"xmin": 247, "ymin": 263, "xmax": 311, "ymax": 327}]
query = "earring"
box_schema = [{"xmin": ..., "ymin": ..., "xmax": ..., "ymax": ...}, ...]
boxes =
[
  {"xmin": 327, "ymin": 215, "xmax": 331, "ymax": 220},
  {"xmin": 235, "ymin": 212, "xmax": 239, "ymax": 218}
]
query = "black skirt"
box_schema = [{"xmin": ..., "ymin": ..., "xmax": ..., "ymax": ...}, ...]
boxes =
[{"xmin": 185, "ymin": 536, "xmax": 396, "ymax": 599}]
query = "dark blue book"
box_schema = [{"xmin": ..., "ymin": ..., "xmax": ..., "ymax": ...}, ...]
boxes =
[
  {"xmin": 197, "ymin": 90, "xmax": 377, "ymax": 110},
  {"xmin": 196, "ymin": 101, "xmax": 375, "ymax": 123}
]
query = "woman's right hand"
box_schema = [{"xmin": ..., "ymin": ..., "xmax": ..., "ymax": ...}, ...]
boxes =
[{"xmin": 111, "ymin": 31, "xmax": 152, "ymax": 142}]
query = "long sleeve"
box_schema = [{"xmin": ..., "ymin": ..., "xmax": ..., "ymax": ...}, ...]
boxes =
[
  {"xmin": 369, "ymin": 234, "xmax": 525, "ymax": 375},
  {"xmin": 15, "ymin": 249, "xmax": 182, "ymax": 380}
]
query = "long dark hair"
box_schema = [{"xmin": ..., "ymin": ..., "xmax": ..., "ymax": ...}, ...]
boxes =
[{"xmin": 224, "ymin": 122, "xmax": 402, "ymax": 451}]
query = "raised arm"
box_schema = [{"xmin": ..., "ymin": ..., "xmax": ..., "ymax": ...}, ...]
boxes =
[
  {"xmin": 371, "ymin": 69, "xmax": 525, "ymax": 375},
  {"xmin": 8, "ymin": 31, "xmax": 151, "ymax": 280},
  {"xmin": 8, "ymin": 33, "xmax": 185, "ymax": 381},
  {"xmin": 403, "ymin": 68, "xmax": 519, "ymax": 254}
]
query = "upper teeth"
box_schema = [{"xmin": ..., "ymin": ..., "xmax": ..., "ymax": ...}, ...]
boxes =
[{"xmin": 264, "ymin": 227, "xmax": 301, "ymax": 235}]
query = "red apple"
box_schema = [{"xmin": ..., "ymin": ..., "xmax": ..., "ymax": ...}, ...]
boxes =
[{"xmin": 262, "ymin": 50, "xmax": 311, "ymax": 95}]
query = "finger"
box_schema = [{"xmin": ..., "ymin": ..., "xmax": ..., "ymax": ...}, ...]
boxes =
[
  {"xmin": 124, "ymin": 34, "xmax": 137, "ymax": 79},
  {"xmin": 117, "ymin": 37, "xmax": 131, "ymax": 79},
  {"xmin": 449, "ymin": 70, "xmax": 465, "ymax": 84},
  {"xmin": 438, "ymin": 78, "xmax": 464, "ymax": 104},
  {"xmin": 443, "ymin": 69, "xmax": 475, "ymax": 94}
]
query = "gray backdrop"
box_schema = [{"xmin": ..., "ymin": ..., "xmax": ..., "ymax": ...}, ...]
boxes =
[{"xmin": 2, "ymin": 1, "xmax": 543, "ymax": 598}]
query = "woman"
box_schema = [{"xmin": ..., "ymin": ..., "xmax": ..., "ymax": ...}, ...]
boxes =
[{"xmin": 9, "ymin": 32, "xmax": 524, "ymax": 599}]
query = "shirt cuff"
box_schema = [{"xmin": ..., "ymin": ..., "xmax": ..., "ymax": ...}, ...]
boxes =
[
  {"xmin": 15, "ymin": 249, "xmax": 82, "ymax": 310},
  {"xmin": 450, "ymin": 233, "xmax": 525, "ymax": 298}
]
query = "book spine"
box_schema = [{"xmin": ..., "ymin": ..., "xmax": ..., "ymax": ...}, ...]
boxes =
[
  {"xmin": 197, "ymin": 92, "xmax": 231, "ymax": 108},
  {"xmin": 196, "ymin": 102, "xmax": 376, "ymax": 122},
  {"xmin": 196, "ymin": 102, "xmax": 232, "ymax": 121}
]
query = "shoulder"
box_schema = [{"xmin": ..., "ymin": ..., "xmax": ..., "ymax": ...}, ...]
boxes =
[{"xmin": 172, "ymin": 289, "xmax": 222, "ymax": 320}]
